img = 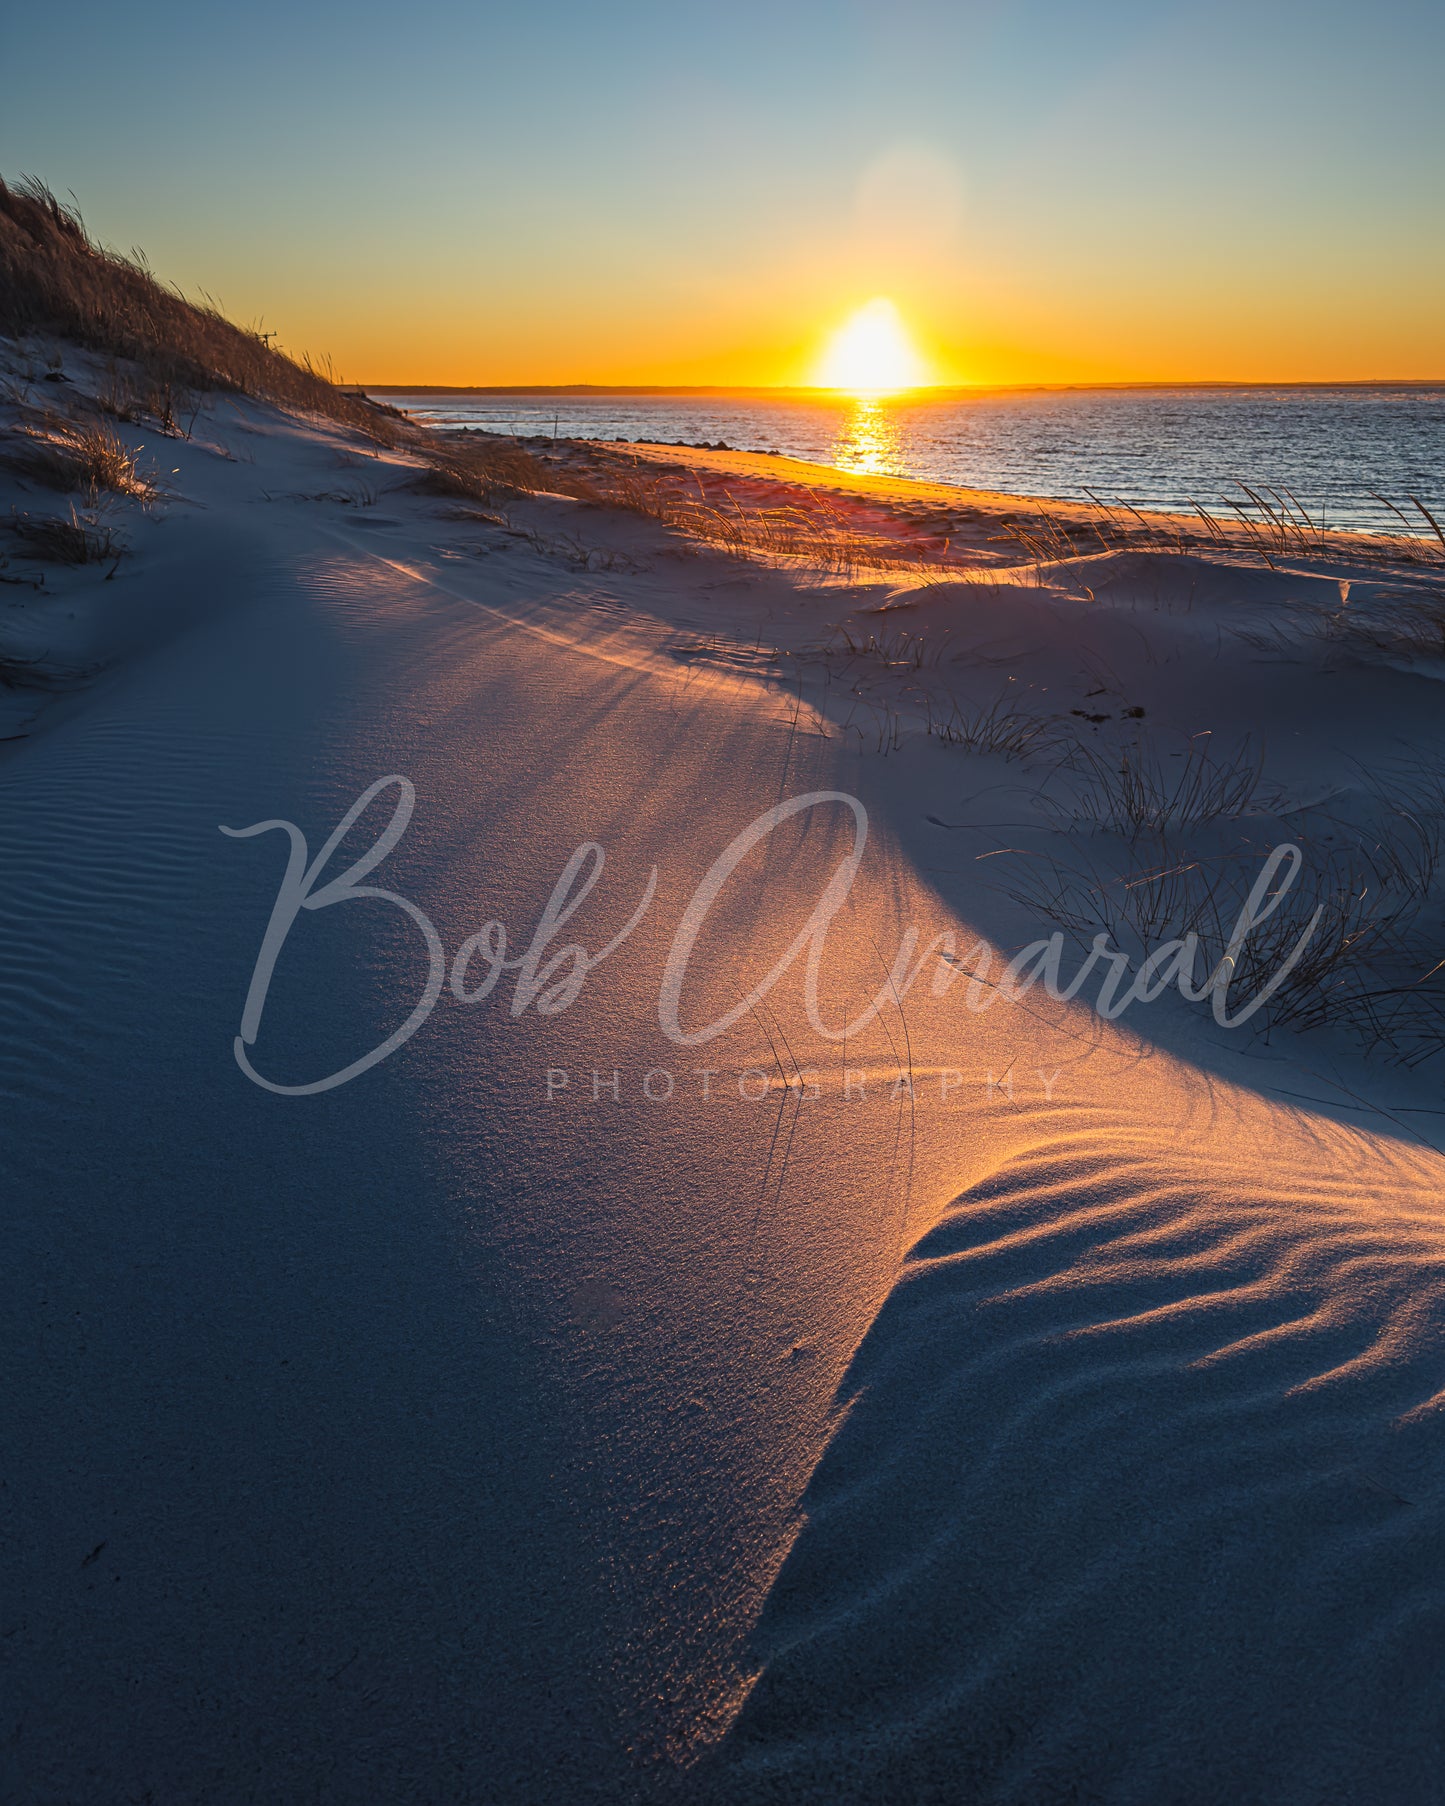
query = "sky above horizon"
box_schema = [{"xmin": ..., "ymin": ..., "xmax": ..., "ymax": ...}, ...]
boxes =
[{"xmin": 3, "ymin": 0, "xmax": 1443, "ymax": 386}]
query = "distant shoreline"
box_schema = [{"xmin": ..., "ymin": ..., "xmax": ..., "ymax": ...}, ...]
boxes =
[{"xmin": 358, "ymin": 379, "xmax": 1445, "ymax": 398}]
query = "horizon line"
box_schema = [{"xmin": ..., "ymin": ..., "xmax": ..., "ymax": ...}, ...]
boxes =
[{"xmin": 356, "ymin": 378, "xmax": 1445, "ymax": 397}]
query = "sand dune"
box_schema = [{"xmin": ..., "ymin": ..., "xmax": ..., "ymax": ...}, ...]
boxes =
[
  {"xmin": 714, "ymin": 1108, "xmax": 1445, "ymax": 1803},
  {"xmin": 3, "ymin": 357, "xmax": 1444, "ymax": 1802}
]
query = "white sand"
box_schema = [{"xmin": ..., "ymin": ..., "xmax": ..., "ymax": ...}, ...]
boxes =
[{"xmin": 2, "ymin": 355, "xmax": 1444, "ymax": 1803}]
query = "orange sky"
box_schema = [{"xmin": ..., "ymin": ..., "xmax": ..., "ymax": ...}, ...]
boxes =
[{"xmin": 4, "ymin": 2, "xmax": 1442, "ymax": 386}]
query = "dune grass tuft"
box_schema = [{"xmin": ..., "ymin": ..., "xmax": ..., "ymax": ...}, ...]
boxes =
[
  {"xmin": 3, "ymin": 416, "xmax": 154, "ymax": 501},
  {"xmin": 1059, "ymin": 733, "xmax": 1268, "ymax": 836},
  {"xmin": 96, "ymin": 369, "xmax": 195, "ymax": 436},
  {"xmin": 407, "ymin": 439, "xmax": 589, "ymax": 505},
  {"xmin": 0, "ymin": 176, "xmax": 397, "ymax": 443},
  {"xmin": 3, "ymin": 504, "xmax": 122, "ymax": 565},
  {"xmin": 1007, "ymin": 739, "xmax": 1445, "ymax": 1058}
]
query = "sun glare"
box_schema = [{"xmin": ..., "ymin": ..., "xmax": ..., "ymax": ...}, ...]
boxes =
[{"xmin": 815, "ymin": 298, "xmax": 928, "ymax": 395}]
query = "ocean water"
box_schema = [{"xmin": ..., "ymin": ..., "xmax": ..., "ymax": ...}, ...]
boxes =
[{"xmin": 380, "ymin": 386, "xmax": 1445, "ymax": 537}]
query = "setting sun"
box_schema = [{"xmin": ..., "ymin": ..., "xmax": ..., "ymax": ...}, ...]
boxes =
[{"xmin": 814, "ymin": 298, "xmax": 930, "ymax": 394}]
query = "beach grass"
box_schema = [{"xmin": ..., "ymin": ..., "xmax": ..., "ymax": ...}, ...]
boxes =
[
  {"xmin": 0, "ymin": 176, "xmax": 399, "ymax": 443},
  {"xmin": 2, "ymin": 503, "xmax": 122, "ymax": 566}
]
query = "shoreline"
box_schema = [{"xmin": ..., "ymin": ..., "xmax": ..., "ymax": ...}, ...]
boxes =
[
  {"xmin": 581, "ymin": 436, "xmax": 1445, "ymax": 566},
  {"xmin": 387, "ymin": 394, "xmax": 1445, "ymax": 551}
]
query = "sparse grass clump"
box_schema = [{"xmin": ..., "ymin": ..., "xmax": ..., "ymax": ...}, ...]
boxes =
[
  {"xmin": 829, "ymin": 624, "xmax": 943, "ymax": 670},
  {"xmin": 65, "ymin": 420, "xmax": 151, "ymax": 497},
  {"xmin": 409, "ymin": 439, "xmax": 582, "ymax": 505},
  {"xmin": 2, "ymin": 504, "xmax": 122, "ymax": 565},
  {"xmin": 2, "ymin": 417, "xmax": 154, "ymax": 501},
  {"xmin": 1059, "ymin": 733, "xmax": 1267, "ymax": 836},
  {"xmin": 989, "ymin": 484, "xmax": 1445, "ymax": 575},
  {"xmin": 1319, "ymin": 589, "xmax": 1445, "ymax": 664},
  {"xmin": 926, "ymin": 691, "xmax": 1058, "ymax": 759},
  {"xmin": 1007, "ymin": 736, "xmax": 1445, "ymax": 1059},
  {"xmin": 592, "ymin": 458, "xmax": 951, "ymax": 575},
  {"xmin": 97, "ymin": 370, "xmax": 194, "ymax": 436},
  {"xmin": 1030, "ymin": 825, "xmax": 1442, "ymax": 1056}
]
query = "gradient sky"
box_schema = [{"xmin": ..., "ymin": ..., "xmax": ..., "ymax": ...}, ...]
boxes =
[{"xmin": 3, "ymin": 0, "xmax": 1442, "ymax": 385}]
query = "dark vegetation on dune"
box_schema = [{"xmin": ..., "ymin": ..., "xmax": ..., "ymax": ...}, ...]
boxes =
[
  {"xmin": 0, "ymin": 173, "xmax": 602, "ymax": 576},
  {"xmin": 0, "ymin": 176, "xmax": 398, "ymax": 441},
  {"xmin": 0, "ymin": 175, "xmax": 659, "ymax": 520}
]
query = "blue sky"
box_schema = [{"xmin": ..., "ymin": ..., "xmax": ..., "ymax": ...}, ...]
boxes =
[{"xmin": 3, "ymin": 0, "xmax": 1442, "ymax": 381}]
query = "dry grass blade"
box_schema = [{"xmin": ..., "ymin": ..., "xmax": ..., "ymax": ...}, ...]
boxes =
[
  {"xmin": 828, "ymin": 624, "xmax": 943, "ymax": 670},
  {"xmin": 926, "ymin": 691, "xmax": 1057, "ymax": 759},
  {"xmin": 1060, "ymin": 733, "xmax": 1266, "ymax": 837},
  {"xmin": 1408, "ymin": 496, "xmax": 1445, "ymax": 553},
  {"xmin": 2, "ymin": 505, "xmax": 122, "ymax": 564}
]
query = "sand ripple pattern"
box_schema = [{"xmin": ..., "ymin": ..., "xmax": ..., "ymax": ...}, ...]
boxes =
[
  {"xmin": 719, "ymin": 1130, "xmax": 1445, "ymax": 1805},
  {"xmin": 0, "ymin": 711, "xmax": 244, "ymax": 1105}
]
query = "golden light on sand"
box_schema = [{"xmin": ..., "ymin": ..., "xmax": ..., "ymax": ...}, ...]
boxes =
[{"xmin": 815, "ymin": 299, "xmax": 928, "ymax": 395}]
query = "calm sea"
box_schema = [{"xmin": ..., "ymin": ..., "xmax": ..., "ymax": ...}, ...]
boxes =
[{"xmin": 379, "ymin": 386, "xmax": 1445, "ymax": 538}]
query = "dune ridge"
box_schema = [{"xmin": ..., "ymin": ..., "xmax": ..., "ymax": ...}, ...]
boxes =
[{"xmin": 3, "ymin": 252, "xmax": 1445, "ymax": 1802}]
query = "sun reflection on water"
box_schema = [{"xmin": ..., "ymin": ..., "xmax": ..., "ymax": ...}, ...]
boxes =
[{"xmin": 831, "ymin": 397, "xmax": 907, "ymax": 477}]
